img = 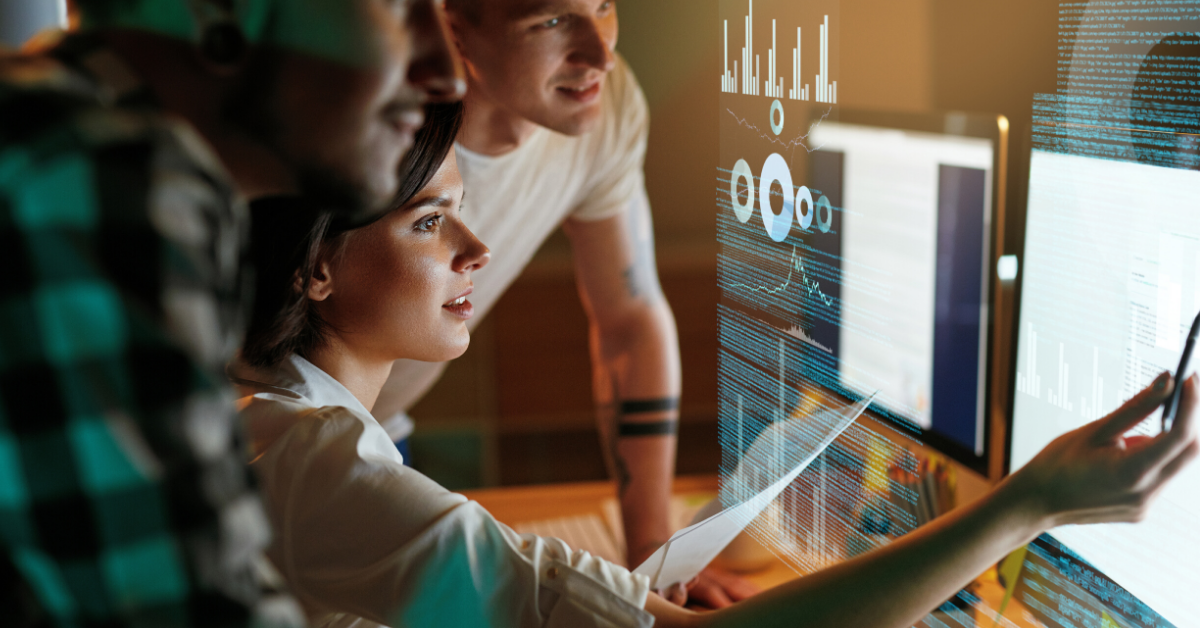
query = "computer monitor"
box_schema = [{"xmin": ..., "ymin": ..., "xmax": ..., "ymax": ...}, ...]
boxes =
[
  {"xmin": 1008, "ymin": 148, "xmax": 1199, "ymax": 627},
  {"xmin": 803, "ymin": 110, "xmax": 1007, "ymax": 474}
]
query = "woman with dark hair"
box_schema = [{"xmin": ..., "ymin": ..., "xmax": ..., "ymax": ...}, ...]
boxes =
[
  {"xmin": 233, "ymin": 102, "xmax": 657, "ymax": 628},
  {"xmin": 233, "ymin": 101, "xmax": 1199, "ymax": 628}
]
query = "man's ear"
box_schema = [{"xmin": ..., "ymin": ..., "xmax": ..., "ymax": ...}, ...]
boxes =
[{"xmin": 302, "ymin": 259, "xmax": 335, "ymax": 302}]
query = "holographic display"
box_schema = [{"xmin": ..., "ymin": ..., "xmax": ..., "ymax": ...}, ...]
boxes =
[
  {"xmin": 1006, "ymin": 3, "xmax": 1200, "ymax": 627},
  {"xmin": 715, "ymin": 0, "xmax": 999, "ymax": 583},
  {"xmin": 714, "ymin": 0, "xmax": 1196, "ymax": 625}
]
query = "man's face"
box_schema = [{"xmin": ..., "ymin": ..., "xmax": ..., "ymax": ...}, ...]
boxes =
[
  {"xmin": 452, "ymin": 0, "xmax": 618, "ymax": 136},
  {"xmin": 241, "ymin": 0, "xmax": 462, "ymax": 221}
]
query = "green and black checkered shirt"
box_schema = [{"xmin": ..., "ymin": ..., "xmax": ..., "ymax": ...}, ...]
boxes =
[{"xmin": 0, "ymin": 36, "xmax": 299, "ymax": 627}]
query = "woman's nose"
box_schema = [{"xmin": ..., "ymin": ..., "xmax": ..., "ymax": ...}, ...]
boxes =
[{"xmin": 454, "ymin": 227, "xmax": 490, "ymax": 272}]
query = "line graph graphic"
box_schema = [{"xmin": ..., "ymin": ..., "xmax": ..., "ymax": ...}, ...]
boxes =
[
  {"xmin": 726, "ymin": 106, "xmax": 833, "ymax": 155},
  {"xmin": 784, "ymin": 325, "xmax": 834, "ymax": 354},
  {"xmin": 728, "ymin": 245, "xmax": 836, "ymax": 307}
]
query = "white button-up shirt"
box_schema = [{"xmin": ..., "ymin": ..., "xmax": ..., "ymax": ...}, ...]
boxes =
[{"xmin": 230, "ymin": 354, "xmax": 654, "ymax": 628}]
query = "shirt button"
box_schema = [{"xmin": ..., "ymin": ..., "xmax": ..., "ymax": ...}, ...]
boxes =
[{"xmin": 547, "ymin": 567, "xmax": 559, "ymax": 579}]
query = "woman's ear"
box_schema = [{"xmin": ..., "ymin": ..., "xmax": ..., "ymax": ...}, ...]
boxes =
[{"xmin": 304, "ymin": 259, "xmax": 335, "ymax": 302}]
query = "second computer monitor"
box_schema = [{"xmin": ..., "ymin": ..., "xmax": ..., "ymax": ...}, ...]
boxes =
[{"xmin": 806, "ymin": 110, "xmax": 1006, "ymax": 473}]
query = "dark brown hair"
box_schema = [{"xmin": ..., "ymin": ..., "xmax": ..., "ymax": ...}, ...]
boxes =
[{"xmin": 242, "ymin": 101, "xmax": 465, "ymax": 367}]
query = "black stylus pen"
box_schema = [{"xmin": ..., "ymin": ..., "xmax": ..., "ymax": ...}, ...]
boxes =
[{"xmin": 1163, "ymin": 309, "xmax": 1200, "ymax": 431}]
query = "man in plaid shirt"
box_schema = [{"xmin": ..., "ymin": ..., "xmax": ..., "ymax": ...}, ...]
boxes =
[{"xmin": 0, "ymin": 1, "xmax": 462, "ymax": 625}]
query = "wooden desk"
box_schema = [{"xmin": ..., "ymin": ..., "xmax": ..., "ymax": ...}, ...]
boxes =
[
  {"xmin": 462, "ymin": 475, "xmax": 799, "ymax": 590},
  {"xmin": 463, "ymin": 476, "xmax": 1042, "ymax": 625}
]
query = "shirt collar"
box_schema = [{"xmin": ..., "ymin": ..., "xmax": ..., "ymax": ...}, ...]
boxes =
[
  {"xmin": 49, "ymin": 32, "xmax": 159, "ymax": 109},
  {"xmin": 229, "ymin": 353, "xmax": 374, "ymax": 420}
]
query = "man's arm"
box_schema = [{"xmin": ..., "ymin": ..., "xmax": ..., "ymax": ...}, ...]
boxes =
[
  {"xmin": 564, "ymin": 192, "xmax": 760, "ymax": 608},
  {"xmin": 562, "ymin": 191, "xmax": 679, "ymax": 571}
]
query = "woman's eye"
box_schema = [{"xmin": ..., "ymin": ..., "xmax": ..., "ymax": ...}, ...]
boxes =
[
  {"xmin": 540, "ymin": 16, "xmax": 562, "ymax": 29},
  {"xmin": 416, "ymin": 214, "xmax": 443, "ymax": 232},
  {"xmin": 599, "ymin": 1, "xmax": 613, "ymax": 12}
]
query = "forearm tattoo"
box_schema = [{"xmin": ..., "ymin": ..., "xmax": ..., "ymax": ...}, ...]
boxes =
[
  {"xmin": 599, "ymin": 400, "xmax": 634, "ymax": 498},
  {"xmin": 619, "ymin": 398, "xmax": 679, "ymax": 414},
  {"xmin": 617, "ymin": 398, "xmax": 679, "ymax": 437}
]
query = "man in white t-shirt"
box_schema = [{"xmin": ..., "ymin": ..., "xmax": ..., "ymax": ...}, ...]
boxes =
[{"xmin": 372, "ymin": 0, "xmax": 756, "ymax": 608}]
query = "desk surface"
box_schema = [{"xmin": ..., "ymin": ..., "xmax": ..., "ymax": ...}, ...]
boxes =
[
  {"xmin": 462, "ymin": 475, "xmax": 1041, "ymax": 626},
  {"xmin": 461, "ymin": 475, "xmax": 800, "ymax": 589}
]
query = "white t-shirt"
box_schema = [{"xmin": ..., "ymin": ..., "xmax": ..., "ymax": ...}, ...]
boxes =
[
  {"xmin": 231, "ymin": 354, "xmax": 653, "ymax": 628},
  {"xmin": 372, "ymin": 55, "xmax": 651, "ymax": 439}
]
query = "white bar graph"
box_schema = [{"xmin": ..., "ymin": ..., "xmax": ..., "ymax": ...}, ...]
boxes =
[
  {"xmin": 1017, "ymin": 322, "xmax": 1041, "ymax": 399},
  {"xmin": 814, "ymin": 15, "xmax": 837, "ymax": 104},
  {"xmin": 1020, "ymin": 323, "xmax": 1111, "ymax": 419},
  {"xmin": 764, "ymin": 20, "xmax": 788, "ymax": 99},
  {"xmin": 1080, "ymin": 347, "xmax": 1105, "ymax": 421},
  {"xmin": 723, "ymin": 21, "xmax": 731, "ymax": 92},
  {"xmin": 787, "ymin": 27, "xmax": 810, "ymax": 101},
  {"xmin": 817, "ymin": 19, "xmax": 824, "ymax": 102},
  {"xmin": 1048, "ymin": 343, "xmax": 1073, "ymax": 411},
  {"xmin": 720, "ymin": 1, "xmax": 835, "ymax": 102},
  {"xmin": 766, "ymin": 20, "xmax": 775, "ymax": 98}
]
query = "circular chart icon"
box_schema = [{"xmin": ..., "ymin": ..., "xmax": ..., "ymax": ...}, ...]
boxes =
[
  {"xmin": 730, "ymin": 159, "xmax": 756, "ymax": 223},
  {"xmin": 770, "ymin": 99, "xmax": 785, "ymax": 135},
  {"xmin": 759, "ymin": 153, "xmax": 794, "ymax": 242},
  {"xmin": 816, "ymin": 194, "xmax": 834, "ymax": 233},
  {"xmin": 795, "ymin": 185, "xmax": 813, "ymax": 230}
]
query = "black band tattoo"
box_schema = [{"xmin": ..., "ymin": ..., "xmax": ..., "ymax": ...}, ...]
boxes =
[
  {"xmin": 619, "ymin": 398, "xmax": 680, "ymax": 415},
  {"xmin": 618, "ymin": 420, "xmax": 678, "ymax": 437},
  {"xmin": 618, "ymin": 398, "xmax": 679, "ymax": 438}
]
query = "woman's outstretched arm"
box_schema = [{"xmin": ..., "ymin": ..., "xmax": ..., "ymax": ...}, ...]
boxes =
[{"xmin": 646, "ymin": 372, "xmax": 1200, "ymax": 628}]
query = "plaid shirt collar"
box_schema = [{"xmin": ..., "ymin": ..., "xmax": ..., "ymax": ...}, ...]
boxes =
[{"xmin": 45, "ymin": 32, "xmax": 158, "ymax": 109}]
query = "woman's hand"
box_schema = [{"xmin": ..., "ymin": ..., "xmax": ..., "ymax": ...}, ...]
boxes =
[
  {"xmin": 647, "ymin": 373, "xmax": 1200, "ymax": 628},
  {"xmin": 1007, "ymin": 371, "xmax": 1200, "ymax": 529}
]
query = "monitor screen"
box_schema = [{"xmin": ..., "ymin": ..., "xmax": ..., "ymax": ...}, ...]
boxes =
[
  {"xmin": 807, "ymin": 120, "xmax": 995, "ymax": 461},
  {"xmin": 1010, "ymin": 149, "xmax": 1200, "ymax": 628}
]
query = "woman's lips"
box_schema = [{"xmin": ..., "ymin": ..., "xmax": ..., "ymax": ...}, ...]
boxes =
[
  {"xmin": 442, "ymin": 298, "xmax": 474, "ymax": 319},
  {"xmin": 443, "ymin": 288, "xmax": 474, "ymax": 319}
]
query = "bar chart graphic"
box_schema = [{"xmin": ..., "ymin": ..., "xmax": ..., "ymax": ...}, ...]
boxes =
[
  {"xmin": 1080, "ymin": 347, "xmax": 1105, "ymax": 421},
  {"xmin": 721, "ymin": 0, "xmax": 837, "ymax": 103},
  {"xmin": 1047, "ymin": 342, "xmax": 1073, "ymax": 412},
  {"xmin": 1016, "ymin": 322, "xmax": 1041, "ymax": 399},
  {"xmin": 1017, "ymin": 322, "xmax": 1109, "ymax": 420}
]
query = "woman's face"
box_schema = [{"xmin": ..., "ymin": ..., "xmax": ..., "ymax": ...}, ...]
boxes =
[{"xmin": 313, "ymin": 150, "xmax": 489, "ymax": 363}]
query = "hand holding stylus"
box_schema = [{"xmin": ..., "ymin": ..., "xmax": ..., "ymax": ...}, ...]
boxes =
[
  {"xmin": 1162, "ymin": 310, "xmax": 1200, "ymax": 431},
  {"xmin": 645, "ymin": 374, "xmax": 1200, "ymax": 628},
  {"xmin": 1008, "ymin": 371, "xmax": 1200, "ymax": 528}
]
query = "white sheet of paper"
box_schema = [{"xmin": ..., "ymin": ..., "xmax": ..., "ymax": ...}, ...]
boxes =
[{"xmin": 633, "ymin": 392, "xmax": 878, "ymax": 590}]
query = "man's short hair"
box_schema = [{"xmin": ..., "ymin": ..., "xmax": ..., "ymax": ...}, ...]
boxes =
[{"xmin": 445, "ymin": 0, "xmax": 481, "ymax": 24}]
